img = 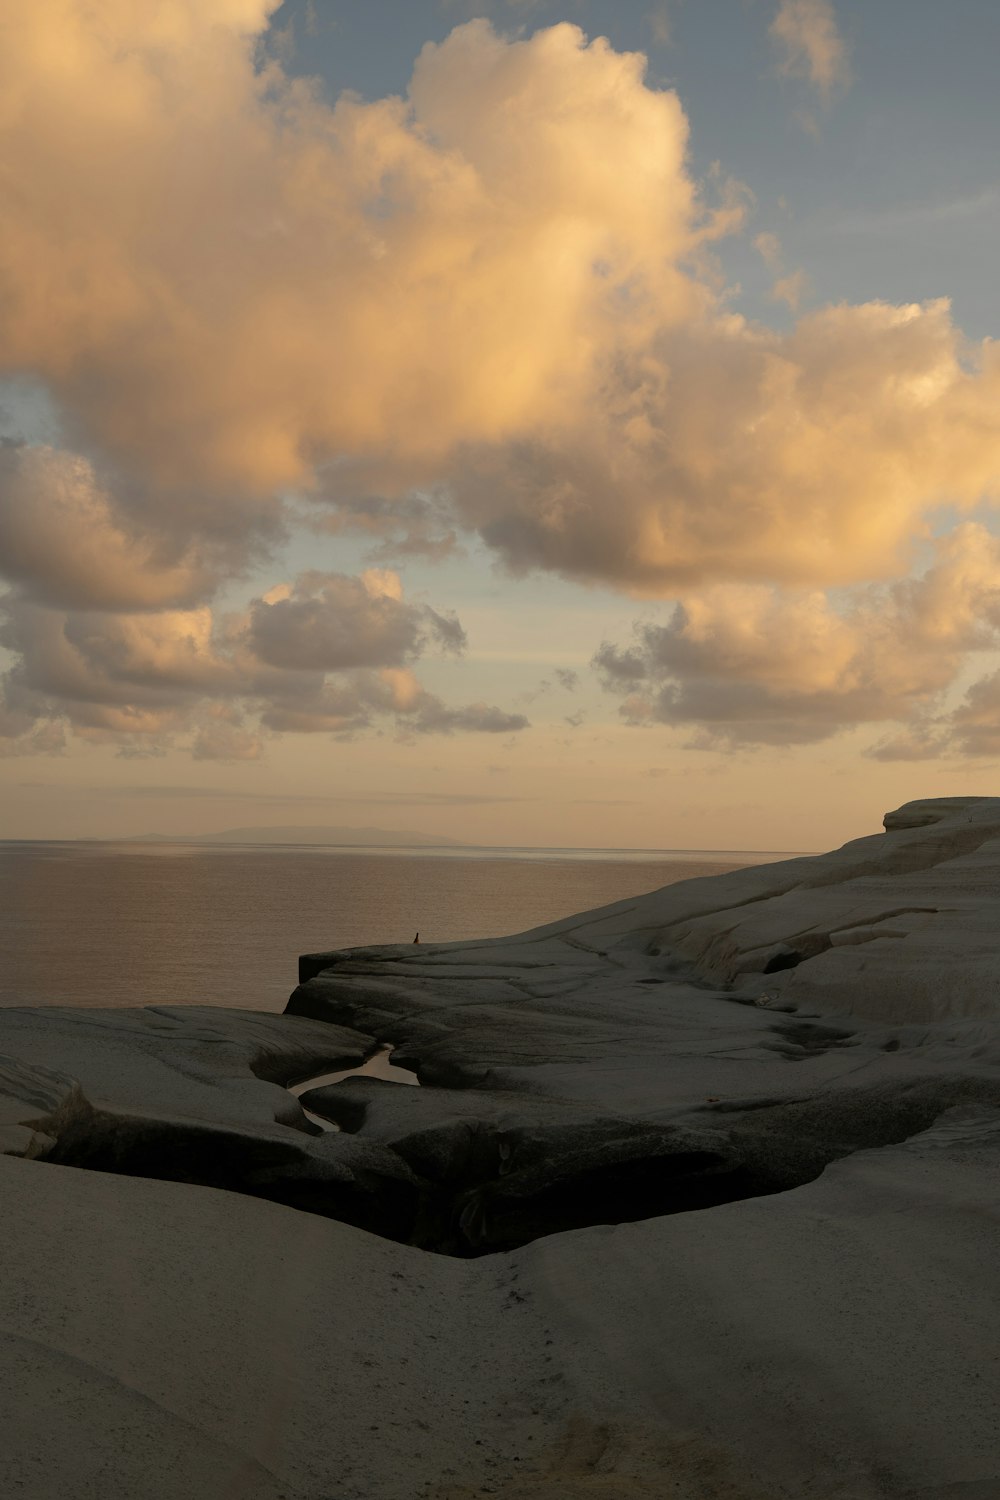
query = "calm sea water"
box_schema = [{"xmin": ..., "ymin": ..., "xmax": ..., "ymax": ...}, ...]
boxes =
[{"xmin": 0, "ymin": 840, "xmax": 794, "ymax": 1012}]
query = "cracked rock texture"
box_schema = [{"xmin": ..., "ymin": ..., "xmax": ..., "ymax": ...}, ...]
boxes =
[
  {"xmin": 1, "ymin": 798, "xmax": 999, "ymax": 1497},
  {"xmin": 285, "ymin": 795, "xmax": 1000, "ymax": 1251}
]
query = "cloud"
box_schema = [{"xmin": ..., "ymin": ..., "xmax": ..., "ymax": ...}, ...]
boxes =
[
  {"xmin": 190, "ymin": 714, "xmax": 264, "ymax": 762},
  {"xmin": 553, "ymin": 667, "xmax": 579, "ymax": 691},
  {"xmin": 453, "ymin": 299, "xmax": 1000, "ymax": 591},
  {"xmin": 3, "ymin": 5, "xmax": 1000, "ymax": 765},
  {"xmin": 771, "ymin": 269, "xmax": 808, "ymax": 310},
  {"xmin": 254, "ymin": 665, "xmax": 528, "ymax": 739},
  {"xmin": 245, "ymin": 569, "xmax": 465, "ymax": 671},
  {"xmin": 769, "ymin": 0, "xmax": 850, "ymax": 101},
  {"xmin": 753, "ymin": 230, "xmax": 808, "ymax": 310},
  {"xmin": 404, "ymin": 697, "xmax": 529, "ymax": 736},
  {"xmin": 0, "ymin": 11, "xmax": 711, "ymax": 497},
  {"xmin": 646, "ymin": 7, "xmax": 672, "ymax": 47},
  {"xmin": 593, "ymin": 524, "xmax": 1000, "ymax": 748},
  {"xmin": 0, "ymin": 569, "xmax": 525, "ymax": 756},
  {"xmin": 309, "ymin": 492, "xmax": 461, "ymax": 563},
  {"xmin": 53, "ymin": 783, "xmax": 530, "ymax": 806},
  {"xmin": 753, "ymin": 231, "xmax": 783, "ymax": 271},
  {"xmin": 947, "ymin": 673, "xmax": 1000, "ymax": 758},
  {"xmin": 864, "ymin": 726, "xmax": 950, "ymax": 763},
  {"xmin": 3, "ymin": 9, "xmax": 999, "ymax": 609},
  {"xmin": 0, "ymin": 444, "xmax": 213, "ymax": 609}
]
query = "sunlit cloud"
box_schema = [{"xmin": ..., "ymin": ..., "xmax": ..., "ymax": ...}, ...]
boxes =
[
  {"xmin": 0, "ymin": 444, "xmax": 214, "ymax": 610},
  {"xmin": 0, "ymin": 569, "xmax": 526, "ymax": 757},
  {"xmin": 594, "ymin": 525, "xmax": 1000, "ymax": 751},
  {"xmin": 2, "ymin": 4, "xmax": 1000, "ymax": 766},
  {"xmin": 4, "ymin": 7, "xmax": 997, "ymax": 606}
]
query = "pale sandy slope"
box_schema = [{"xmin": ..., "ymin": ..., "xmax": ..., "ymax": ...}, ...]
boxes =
[{"xmin": 0, "ymin": 1107, "xmax": 996, "ymax": 1500}]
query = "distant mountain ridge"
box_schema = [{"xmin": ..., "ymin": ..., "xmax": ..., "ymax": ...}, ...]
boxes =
[{"xmin": 130, "ymin": 824, "xmax": 466, "ymax": 848}]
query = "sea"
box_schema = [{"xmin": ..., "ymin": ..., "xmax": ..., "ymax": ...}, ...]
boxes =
[{"xmin": 0, "ymin": 840, "xmax": 798, "ymax": 1013}]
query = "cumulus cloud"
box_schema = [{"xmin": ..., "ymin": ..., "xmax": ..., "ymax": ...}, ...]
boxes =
[
  {"xmin": 246, "ymin": 569, "xmax": 465, "ymax": 671},
  {"xmin": 0, "ymin": 570, "xmax": 525, "ymax": 756},
  {"xmin": 948, "ymin": 674, "xmax": 1000, "ymax": 758},
  {"xmin": 453, "ymin": 298, "xmax": 1000, "ymax": 592},
  {"xmin": 4, "ymin": 5, "xmax": 1000, "ymax": 762},
  {"xmin": 594, "ymin": 524, "xmax": 1000, "ymax": 748},
  {"xmin": 0, "ymin": 9, "xmax": 711, "ymax": 498},
  {"xmin": 3, "ymin": 8, "xmax": 999, "ymax": 605},
  {"xmin": 769, "ymin": 0, "xmax": 850, "ymax": 100},
  {"xmin": 191, "ymin": 709, "xmax": 264, "ymax": 762},
  {"xmin": 0, "ymin": 444, "xmax": 213, "ymax": 609}
]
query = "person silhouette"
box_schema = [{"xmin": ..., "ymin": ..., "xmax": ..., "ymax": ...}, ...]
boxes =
[{"xmin": 413, "ymin": 932, "xmax": 420, "ymax": 944}]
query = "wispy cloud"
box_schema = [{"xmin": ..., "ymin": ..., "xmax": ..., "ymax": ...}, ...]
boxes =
[
  {"xmin": 646, "ymin": 6, "xmax": 672, "ymax": 47},
  {"xmin": 26, "ymin": 783, "xmax": 535, "ymax": 807},
  {"xmin": 769, "ymin": 0, "xmax": 850, "ymax": 101}
]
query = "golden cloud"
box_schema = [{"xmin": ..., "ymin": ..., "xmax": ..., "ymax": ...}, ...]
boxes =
[{"xmin": 2, "ymin": 6, "xmax": 1000, "ymax": 755}]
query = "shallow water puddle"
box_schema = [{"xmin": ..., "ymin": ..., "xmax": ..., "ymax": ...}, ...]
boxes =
[{"xmin": 290, "ymin": 1045, "xmax": 418, "ymax": 1131}]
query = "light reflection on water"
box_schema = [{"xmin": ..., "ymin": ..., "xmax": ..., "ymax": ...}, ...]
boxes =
[{"xmin": 0, "ymin": 840, "xmax": 786, "ymax": 1012}]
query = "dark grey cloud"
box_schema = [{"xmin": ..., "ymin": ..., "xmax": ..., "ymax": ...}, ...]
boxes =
[
  {"xmin": 247, "ymin": 572, "xmax": 465, "ymax": 672},
  {"xmin": 863, "ymin": 729, "xmax": 950, "ymax": 763},
  {"xmin": 946, "ymin": 672, "xmax": 1000, "ymax": 758},
  {"xmin": 405, "ymin": 698, "xmax": 530, "ymax": 736}
]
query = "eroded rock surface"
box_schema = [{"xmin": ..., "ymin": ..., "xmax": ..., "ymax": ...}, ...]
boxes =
[
  {"xmin": 0, "ymin": 1052, "xmax": 84, "ymax": 1158},
  {"xmin": 285, "ymin": 797, "xmax": 1000, "ymax": 1250},
  {"xmin": 2, "ymin": 798, "xmax": 1000, "ymax": 1497},
  {"xmin": 0, "ymin": 1005, "xmax": 429, "ymax": 1237},
  {"xmin": 294, "ymin": 794, "xmax": 1000, "ymax": 1028}
]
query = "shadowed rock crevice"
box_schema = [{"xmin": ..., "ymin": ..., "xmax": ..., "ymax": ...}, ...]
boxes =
[
  {"xmin": 11, "ymin": 1036, "xmax": 996, "ymax": 1258},
  {"xmin": 16, "ymin": 1086, "xmax": 967, "ymax": 1257}
]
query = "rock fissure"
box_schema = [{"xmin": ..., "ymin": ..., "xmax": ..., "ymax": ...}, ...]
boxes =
[{"xmin": 18, "ymin": 1061, "xmax": 997, "ymax": 1258}]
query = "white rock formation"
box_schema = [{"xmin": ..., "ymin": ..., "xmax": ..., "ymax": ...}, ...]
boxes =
[{"xmin": 0, "ymin": 798, "xmax": 998, "ymax": 1498}]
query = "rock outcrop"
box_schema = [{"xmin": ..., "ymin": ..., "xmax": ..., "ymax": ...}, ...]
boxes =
[
  {"xmin": 0, "ymin": 798, "xmax": 998, "ymax": 1498},
  {"xmin": 285, "ymin": 795, "xmax": 1000, "ymax": 1250}
]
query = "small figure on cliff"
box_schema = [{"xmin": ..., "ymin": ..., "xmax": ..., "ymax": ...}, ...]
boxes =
[{"xmin": 413, "ymin": 932, "xmax": 420, "ymax": 944}]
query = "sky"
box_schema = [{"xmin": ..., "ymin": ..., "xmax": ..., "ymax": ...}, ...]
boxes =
[{"xmin": 2, "ymin": 0, "xmax": 1000, "ymax": 851}]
